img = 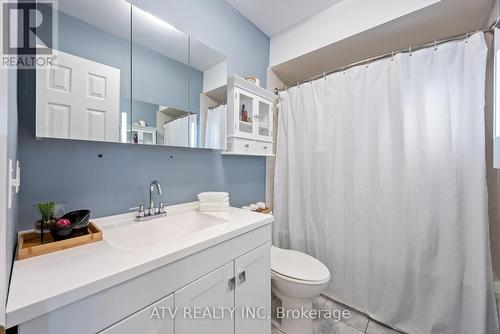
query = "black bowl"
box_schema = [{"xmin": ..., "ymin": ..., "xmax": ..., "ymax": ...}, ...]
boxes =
[
  {"xmin": 50, "ymin": 210, "xmax": 91, "ymax": 240},
  {"xmin": 50, "ymin": 224, "xmax": 73, "ymax": 240},
  {"xmin": 62, "ymin": 210, "xmax": 91, "ymax": 233}
]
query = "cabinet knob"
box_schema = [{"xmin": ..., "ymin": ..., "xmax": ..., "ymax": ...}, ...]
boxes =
[
  {"xmin": 244, "ymin": 144, "xmax": 250, "ymax": 148},
  {"xmin": 238, "ymin": 271, "xmax": 246, "ymax": 284},
  {"xmin": 228, "ymin": 277, "xmax": 236, "ymax": 290},
  {"xmin": 263, "ymin": 146, "xmax": 268, "ymax": 150}
]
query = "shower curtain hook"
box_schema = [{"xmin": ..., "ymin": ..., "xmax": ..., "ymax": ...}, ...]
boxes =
[
  {"xmin": 465, "ymin": 32, "xmax": 470, "ymax": 44},
  {"xmin": 409, "ymin": 45, "xmax": 413, "ymax": 56},
  {"xmin": 323, "ymin": 72, "xmax": 326, "ymax": 80},
  {"xmin": 310, "ymin": 77, "xmax": 313, "ymax": 84},
  {"xmin": 297, "ymin": 81, "xmax": 300, "ymax": 88},
  {"xmin": 391, "ymin": 51, "xmax": 395, "ymax": 61},
  {"xmin": 366, "ymin": 59, "xmax": 370, "ymax": 68},
  {"xmin": 434, "ymin": 40, "xmax": 438, "ymax": 51}
]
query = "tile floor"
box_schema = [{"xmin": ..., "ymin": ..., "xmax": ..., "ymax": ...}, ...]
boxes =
[{"xmin": 272, "ymin": 295, "xmax": 405, "ymax": 334}]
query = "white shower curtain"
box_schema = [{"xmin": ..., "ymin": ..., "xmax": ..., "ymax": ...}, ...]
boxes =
[
  {"xmin": 163, "ymin": 116, "xmax": 188, "ymax": 146},
  {"xmin": 205, "ymin": 105, "xmax": 227, "ymax": 149},
  {"xmin": 274, "ymin": 32, "xmax": 499, "ymax": 334}
]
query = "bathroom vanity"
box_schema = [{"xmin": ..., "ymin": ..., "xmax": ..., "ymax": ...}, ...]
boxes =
[{"xmin": 6, "ymin": 203, "xmax": 272, "ymax": 334}]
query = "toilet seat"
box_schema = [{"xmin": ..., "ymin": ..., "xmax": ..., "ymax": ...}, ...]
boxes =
[
  {"xmin": 272, "ymin": 270, "xmax": 330, "ymax": 285},
  {"xmin": 271, "ymin": 246, "xmax": 330, "ymax": 284}
]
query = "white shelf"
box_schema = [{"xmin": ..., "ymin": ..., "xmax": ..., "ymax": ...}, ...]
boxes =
[
  {"xmin": 204, "ymin": 85, "xmax": 227, "ymax": 103},
  {"xmin": 221, "ymin": 152, "xmax": 275, "ymax": 157}
]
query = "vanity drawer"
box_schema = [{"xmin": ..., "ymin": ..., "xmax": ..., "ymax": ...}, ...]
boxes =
[
  {"xmin": 226, "ymin": 138, "xmax": 273, "ymax": 156},
  {"xmin": 254, "ymin": 141, "xmax": 272, "ymax": 155}
]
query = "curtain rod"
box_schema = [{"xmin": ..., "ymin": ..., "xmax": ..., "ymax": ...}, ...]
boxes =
[{"xmin": 276, "ymin": 27, "xmax": 495, "ymax": 93}]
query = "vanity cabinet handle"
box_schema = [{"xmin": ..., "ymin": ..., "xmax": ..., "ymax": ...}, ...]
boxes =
[
  {"xmin": 238, "ymin": 271, "xmax": 246, "ymax": 284},
  {"xmin": 244, "ymin": 144, "xmax": 250, "ymax": 148},
  {"xmin": 263, "ymin": 146, "xmax": 268, "ymax": 150},
  {"xmin": 229, "ymin": 277, "xmax": 236, "ymax": 290}
]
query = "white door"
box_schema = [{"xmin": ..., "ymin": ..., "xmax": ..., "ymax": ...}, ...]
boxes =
[
  {"xmin": 100, "ymin": 294, "xmax": 174, "ymax": 334},
  {"xmin": 36, "ymin": 50, "xmax": 120, "ymax": 142},
  {"xmin": 175, "ymin": 262, "xmax": 235, "ymax": 334},
  {"xmin": 235, "ymin": 243, "xmax": 271, "ymax": 334}
]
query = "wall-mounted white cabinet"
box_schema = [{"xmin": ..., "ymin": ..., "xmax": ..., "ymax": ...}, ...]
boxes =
[
  {"xmin": 131, "ymin": 126, "xmax": 157, "ymax": 145},
  {"xmin": 224, "ymin": 76, "xmax": 276, "ymax": 156}
]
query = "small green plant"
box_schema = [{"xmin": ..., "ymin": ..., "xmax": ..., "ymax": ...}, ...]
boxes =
[{"xmin": 38, "ymin": 201, "xmax": 56, "ymax": 222}]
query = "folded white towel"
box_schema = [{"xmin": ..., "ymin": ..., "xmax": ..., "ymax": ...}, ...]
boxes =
[
  {"xmin": 199, "ymin": 202, "xmax": 229, "ymax": 212},
  {"xmin": 199, "ymin": 197, "xmax": 229, "ymax": 203},
  {"xmin": 199, "ymin": 203, "xmax": 229, "ymax": 209},
  {"xmin": 198, "ymin": 192, "xmax": 229, "ymax": 200},
  {"xmin": 256, "ymin": 202, "xmax": 266, "ymax": 209}
]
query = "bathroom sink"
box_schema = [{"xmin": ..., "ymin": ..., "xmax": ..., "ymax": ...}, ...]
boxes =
[{"xmin": 101, "ymin": 210, "xmax": 228, "ymax": 249}]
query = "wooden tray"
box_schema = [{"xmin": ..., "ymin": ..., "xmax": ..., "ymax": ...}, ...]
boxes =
[
  {"xmin": 254, "ymin": 207, "xmax": 272, "ymax": 214},
  {"xmin": 17, "ymin": 223, "xmax": 102, "ymax": 260}
]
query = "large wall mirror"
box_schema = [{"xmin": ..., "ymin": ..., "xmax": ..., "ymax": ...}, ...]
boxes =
[{"xmin": 35, "ymin": 0, "xmax": 228, "ymax": 149}]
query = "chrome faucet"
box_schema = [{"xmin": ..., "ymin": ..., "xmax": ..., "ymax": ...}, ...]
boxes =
[
  {"xmin": 134, "ymin": 180, "xmax": 167, "ymax": 221},
  {"xmin": 149, "ymin": 180, "xmax": 162, "ymax": 214}
]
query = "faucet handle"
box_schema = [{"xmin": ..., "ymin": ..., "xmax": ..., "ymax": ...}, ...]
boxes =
[{"xmin": 130, "ymin": 205, "xmax": 146, "ymax": 218}]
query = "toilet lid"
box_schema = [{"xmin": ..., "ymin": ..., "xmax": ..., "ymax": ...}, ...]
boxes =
[{"xmin": 271, "ymin": 246, "xmax": 330, "ymax": 282}]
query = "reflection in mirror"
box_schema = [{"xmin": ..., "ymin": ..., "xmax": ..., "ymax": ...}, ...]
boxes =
[
  {"xmin": 190, "ymin": 40, "xmax": 228, "ymax": 149},
  {"xmin": 35, "ymin": 0, "xmax": 229, "ymax": 149},
  {"xmin": 36, "ymin": 0, "xmax": 131, "ymax": 143},
  {"xmin": 132, "ymin": 5, "xmax": 194, "ymax": 147}
]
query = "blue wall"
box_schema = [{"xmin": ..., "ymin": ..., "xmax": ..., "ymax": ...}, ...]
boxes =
[
  {"xmin": 46, "ymin": 8, "xmax": 203, "ymax": 117},
  {"xmin": 129, "ymin": 0, "xmax": 270, "ymax": 88},
  {"xmin": 17, "ymin": 0, "xmax": 270, "ymax": 229}
]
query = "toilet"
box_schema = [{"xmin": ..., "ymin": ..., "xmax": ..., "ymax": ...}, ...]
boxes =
[{"xmin": 271, "ymin": 246, "xmax": 331, "ymax": 334}]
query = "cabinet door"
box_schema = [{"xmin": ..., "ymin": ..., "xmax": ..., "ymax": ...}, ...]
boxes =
[
  {"xmin": 234, "ymin": 87, "xmax": 257, "ymax": 139},
  {"xmin": 175, "ymin": 262, "xmax": 235, "ymax": 334},
  {"xmin": 100, "ymin": 294, "xmax": 174, "ymax": 334},
  {"xmin": 235, "ymin": 243, "xmax": 271, "ymax": 334},
  {"xmin": 255, "ymin": 98, "xmax": 273, "ymax": 142}
]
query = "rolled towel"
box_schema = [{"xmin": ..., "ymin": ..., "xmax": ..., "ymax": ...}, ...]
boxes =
[
  {"xmin": 257, "ymin": 202, "xmax": 266, "ymax": 209},
  {"xmin": 249, "ymin": 204, "xmax": 258, "ymax": 211}
]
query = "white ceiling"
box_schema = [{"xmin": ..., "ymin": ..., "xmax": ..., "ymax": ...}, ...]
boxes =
[
  {"xmin": 271, "ymin": 0, "xmax": 494, "ymax": 84},
  {"xmin": 225, "ymin": 0, "xmax": 343, "ymax": 36}
]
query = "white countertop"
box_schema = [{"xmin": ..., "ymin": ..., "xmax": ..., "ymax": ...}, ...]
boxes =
[{"xmin": 6, "ymin": 203, "xmax": 273, "ymax": 327}]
